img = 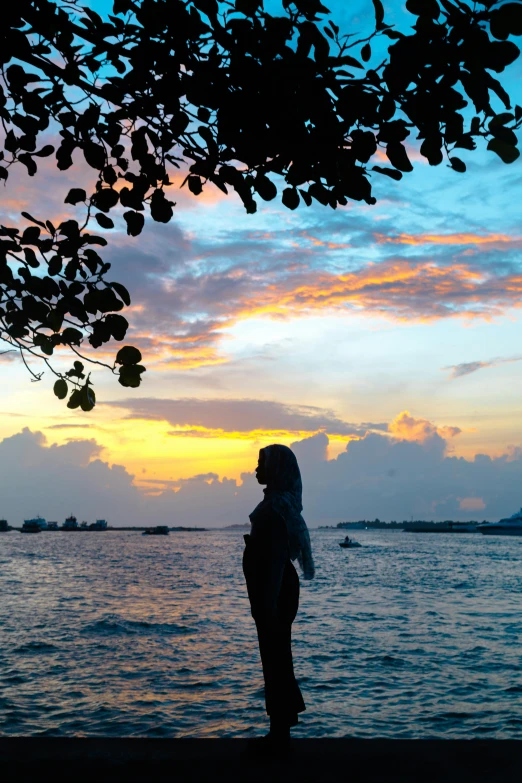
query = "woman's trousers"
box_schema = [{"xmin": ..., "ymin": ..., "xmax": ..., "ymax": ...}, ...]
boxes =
[{"xmin": 243, "ymin": 541, "xmax": 306, "ymax": 726}]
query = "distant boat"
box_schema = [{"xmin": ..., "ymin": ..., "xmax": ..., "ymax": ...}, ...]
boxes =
[
  {"xmin": 143, "ymin": 526, "xmax": 169, "ymax": 536},
  {"xmin": 480, "ymin": 508, "xmax": 522, "ymax": 536},
  {"xmin": 21, "ymin": 517, "xmax": 47, "ymax": 533},
  {"xmin": 339, "ymin": 536, "xmax": 361, "ymax": 549},
  {"xmin": 0, "ymin": 519, "xmax": 10, "ymax": 532},
  {"xmin": 62, "ymin": 515, "xmax": 79, "ymax": 530}
]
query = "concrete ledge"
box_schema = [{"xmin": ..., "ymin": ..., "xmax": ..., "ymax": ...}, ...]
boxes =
[{"xmin": 1, "ymin": 738, "xmax": 521, "ymax": 782}]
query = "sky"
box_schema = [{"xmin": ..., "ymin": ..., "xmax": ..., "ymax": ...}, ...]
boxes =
[{"xmin": 1, "ymin": 0, "xmax": 522, "ymax": 525}]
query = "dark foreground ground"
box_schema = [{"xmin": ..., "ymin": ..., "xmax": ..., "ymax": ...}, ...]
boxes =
[{"xmin": 2, "ymin": 738, "xmax": 521, "ymax": 782}]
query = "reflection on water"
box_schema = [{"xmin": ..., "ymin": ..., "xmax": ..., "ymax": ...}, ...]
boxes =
[{"xmin": 1, "ymin": 529, "xmax": 522, "ymax": 737}]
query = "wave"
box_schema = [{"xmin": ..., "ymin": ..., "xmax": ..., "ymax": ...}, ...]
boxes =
[
  {"xmin": 14, "ymin": 641, "xmax": 59, "ymax": 654},
  {"xmin": 81, "ymin": 615, "xmax": 193, "ymax": 637}
]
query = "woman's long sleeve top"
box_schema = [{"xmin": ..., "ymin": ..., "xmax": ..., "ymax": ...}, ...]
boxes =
[{"xmin": 245, "ymin": 507, "xmax": 290, "ymax": 621}]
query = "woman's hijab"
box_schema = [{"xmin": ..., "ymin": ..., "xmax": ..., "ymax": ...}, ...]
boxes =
[{"xmin": 249, "ymin": 444, "xmax": 315, "ymax": 580}]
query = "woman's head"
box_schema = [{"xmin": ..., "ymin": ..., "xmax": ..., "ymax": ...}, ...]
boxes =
[{"xmin": 256, "ymin": 444, "xmax": 301, "ymax": 495}]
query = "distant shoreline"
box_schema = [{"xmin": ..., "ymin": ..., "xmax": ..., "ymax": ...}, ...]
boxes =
[{"xmin": 2, "ymin": 526, "xmax": 208, "ymax": 532}]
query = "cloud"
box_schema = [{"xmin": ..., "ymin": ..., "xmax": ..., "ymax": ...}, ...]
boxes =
[
  {"xmin": 0, "ymin": 350, "xmax": 17, "ymax": 364},
  {"xmin": 291, "ymin": 427, "xmax": 522, "ymax": 524},
  {"xmin": 3, "ymin": 410, "xmax": 522, "ymax": 527},
  {"xmin": 102, "ymin": 233, "xmax": 522, "ymax": 371},
  {"xmin": 374, "ymin": 232, "xmax": 522, "ymax": 248},
  {"xmin": 388, "ymin": 411, "xmax": 461, "ymax": 442},
  {"xmin": 45, "ymin": 423, "xmax": 92, "ymax": 430},
  {"xmin": 103, "ymin": 397, "xmax": 375, "ymax": 437},
  {"xmin": 0, "ymin": 428, "xmax": 140, "ymax": 523},
  {"xmin": 445, "ymin": 356, "xmax": 522, "ymax": 379},
  {"xmin": 459, "ymin": 497, "xmax": 486, "ymax": 511}
]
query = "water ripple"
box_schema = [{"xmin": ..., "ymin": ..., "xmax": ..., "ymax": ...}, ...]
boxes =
[{"xmin": 1, "ymin": 529, "xmax": 522, "ymax": 738}]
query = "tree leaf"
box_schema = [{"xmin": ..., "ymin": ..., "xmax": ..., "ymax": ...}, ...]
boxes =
[
  {"xmin": 64, "ymin": 188, "xmax": 87, "ymax": 205},
  {"xmin": 406, "ymin": 0, "xmax": 439, "ymax": 18},
  {"xmin": 487, "ymin": 138, "xmax": 520, "ymax": 163},
  {"xmin": 150, "ymin": 189, "xmax": 174, "ymax": 222},
  {"xmin": 94, "ymin": 213, "xmax": 115, "ymax": 229},
  {"xmin": 188, "ymin": 175, "xmax": 203, "ymax": 195},
  {"xmin": 80, "ymin": 385, "xmax": 96, "ymax": 412},
  {"xmin": 105, "ymin": 313, "xmax": 129, "ymax": 340},
  {"xmin": 123, "ymin": 211, "xmax": 145, "ymax": 236},
  {"xmin": 490, "ymin": 3, "xmax": 522, "ymax": 41},
  {"xmin": 83, "ymin": 141, "xmax": 106, "ymax": 170},
  {"xmin": 61, "ymin": 327, "xmax": 83, "ymax": 345},
  {"xmin": 53, "ymin": 379, "xmax": 68, "ymax": 399},
  {"xmin": 254, "ymin": 174, "xmax": 277, "ymax": 201},
  {"xmin": 67, "ymin": 390, "xmax": 82, "ymax": 409},
  {"xmin": 109, "ymin": 281, "xmax": 131, "ymax": 306},
  {"xmin": 449, "ymin": 157, "xmax": 466, "ymax": 173},
  {"xmin": 282, "ymin": 187, "xmax": 300, "ymax": 210},
  {"xmin": 115, "ymin": 345, "xmax": 142, "ymax": 365},
  {"xmin": 18, "ymin": 153, "xmax": 37, "ymax": 176},
  {"xmin": 371, "ymin": 0, "xmax": 385, "ymax": 29},
  {"xmin": 21, "ymin": 212, "xmax": 46, "ymax": 228},
  {"xmin": 386, "ymin": 142, "xmax": 414, "ymax": 172},
  {"xmin": 118, "ymin": 364, "xmax": 146, "ymax": 388},
  {"xmin": 33, "ymin": 145, "xmax": 54, "ymax": 157},
  {"xmin": 47, "ymin": 256, "xmax": 62, "ymax": 277},
  {"xmin": 92, "ymin": 188, "xmax": 119, "ymax": 212},
  {"xmin": 372, "ymin": 166, "xmax": 403, "ymax": 181}
]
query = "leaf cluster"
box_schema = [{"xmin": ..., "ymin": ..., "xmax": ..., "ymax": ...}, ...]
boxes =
[{"xmin": 0, "ymin": 212, "xmax": 143, "ymax": 409}]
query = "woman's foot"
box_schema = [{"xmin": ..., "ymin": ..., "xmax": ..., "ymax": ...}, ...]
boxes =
[
  {"xmin": 269, "ymin": 717, "xmax": 291, "ymax": 742},
  {"xmin": 243, "ymin": 731, "xmax": 292, "ymax": 759}
]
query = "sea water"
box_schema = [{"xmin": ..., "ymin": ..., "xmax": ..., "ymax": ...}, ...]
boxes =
[{"xmin": 1, "ymin": 528, "xmax": 521, "ymax": 738}]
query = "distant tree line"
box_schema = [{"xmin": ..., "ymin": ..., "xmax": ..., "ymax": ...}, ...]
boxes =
[{"xmin": 330, "ymin": 519, "xmax": 487, "ymax": 529}]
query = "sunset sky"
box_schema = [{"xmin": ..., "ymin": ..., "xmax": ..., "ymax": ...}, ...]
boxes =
[{"xmin": 1, "ymin": 0, "xmax": 522, "ymax": 525}]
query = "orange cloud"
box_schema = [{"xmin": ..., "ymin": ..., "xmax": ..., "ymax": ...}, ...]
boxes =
[
  {"xmin": 229, "ymin": 260, "xmax": 516, "ymax": 323},
  {"xmin": 298, "ymin": 231, "xmax": 352, "ymax": 250},
  {"xmin": 458, "ymin": 497, "xmax": 486, "ymax": 511},
  {"xmin": 388, "ymin": 411, "xmax": 461, "ymax": 444},
  {"xmin": 375, "ymin": 232, "xmax": 520, "ymax": 247},
  {"xmin": 127, "ymin": 258, "xmax": 522, "ymax": 370}
]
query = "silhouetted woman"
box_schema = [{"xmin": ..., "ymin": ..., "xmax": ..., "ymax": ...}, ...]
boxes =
[{"xmin": 243, "ymin": 444, "xmax": 315, "ymax": 748}]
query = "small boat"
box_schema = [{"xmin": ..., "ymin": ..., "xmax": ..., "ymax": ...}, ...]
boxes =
[
  {"xmin": 480, "ymin": 508, "xmax": 522, "ymax": 536},
  {"xmin": 143, "ymin": 525, "xmax": 169, "ymax": 536},
  {"xmin": 339, "ymin": 536, "xmax": 361, "ymax": 548}
]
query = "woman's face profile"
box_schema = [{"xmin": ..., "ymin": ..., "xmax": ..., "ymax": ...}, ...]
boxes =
[{"xmin": 256, "ymin": 450, "xmax": 267, "ymax": 485}]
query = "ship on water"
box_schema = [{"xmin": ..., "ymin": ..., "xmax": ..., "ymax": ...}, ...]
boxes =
[
  {"xmin": 21, "ymin": 517, "xmax": 47, "ymax": 533},
  {"xmin": 143, "ymin": 525, "xmax": 169, "ymax": 536},
  {"xmin": 480, "ymin": 508, "xmax": 522, "ymax": 536}
]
